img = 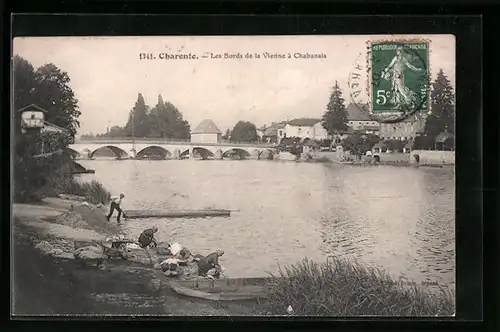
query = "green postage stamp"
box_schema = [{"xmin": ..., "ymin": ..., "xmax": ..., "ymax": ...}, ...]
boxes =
[{"xmin": 369, "ymin": 40, "xmax": 430, "ymax": 117}]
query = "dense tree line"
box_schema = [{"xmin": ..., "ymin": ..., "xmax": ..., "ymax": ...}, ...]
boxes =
[
  {"xmin": 13, "ymin": 55, "xmax": 80, "ymax": 202},
  {"xmin": 93, "ymin": 93, "xmax": 190, "ymax": 140},
  {"xmin": 320, "ymin": 71, "xmax": 455, "ymax": 154},
  {"xmin": 413, "ymin": 69, "xmax": 455, "ymax": 150}
]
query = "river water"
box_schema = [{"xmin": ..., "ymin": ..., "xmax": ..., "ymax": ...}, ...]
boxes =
[{"xmin": 77, "ymin": 159, "xmax": 455, "ymax": 287}]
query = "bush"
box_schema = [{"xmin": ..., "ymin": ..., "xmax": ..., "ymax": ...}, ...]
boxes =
[
  {"xmin": 55, "ymin": 177, "xmax": 111, "ymax": 205},
  {"xmin": 385, "ymin": 139, "xmax": 406, "ymax": 153},
  {"xmin": 13, "ymin": 146, "xmax": 71, "ymax": 203},
  {"xmin": 262, "ymin": 257, "xmax": 455, "ymax": 316}
]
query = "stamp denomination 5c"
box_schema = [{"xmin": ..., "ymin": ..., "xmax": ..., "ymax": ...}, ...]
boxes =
[{"xmin": 369, "ymin": 40, "xmax": 430, "ymax": 120}]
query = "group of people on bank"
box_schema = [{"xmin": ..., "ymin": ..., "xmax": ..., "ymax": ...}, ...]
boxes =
[{"xmin": 106, "ymin": 193, "xmax": 225, "ymax": 279}]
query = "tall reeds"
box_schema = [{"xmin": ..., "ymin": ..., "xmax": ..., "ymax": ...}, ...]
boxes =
[{"xmin": 262, "ymin": 257, "xmax": 455, "ymax": 316}]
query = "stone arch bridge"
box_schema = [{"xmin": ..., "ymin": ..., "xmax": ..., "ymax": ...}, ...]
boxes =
[{"xmin": 69, "ymin": 139, "xmax": 278, "ymax": 160}]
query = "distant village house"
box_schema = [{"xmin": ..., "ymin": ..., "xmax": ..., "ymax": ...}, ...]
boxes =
[
  {"xmin": 378, "ymin": 116, "xmax": 426, "ymax": 141},
  {"xmin": 345, "ymin": 103, "xmax": 380, "ymax": 135},
  {"xmin": 262, "ymin": 122, "xmax": 286, "ymax": 144},
  {"xmin": 284, "ymin": 118, "xmax": 329, "ymax": 141}
]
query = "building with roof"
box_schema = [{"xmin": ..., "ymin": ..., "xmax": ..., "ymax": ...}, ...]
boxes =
[
  {"xmin": 41, "ymin": 120, "xmax": 69, "ymax": 134},
  {"xmin": 262, "ymin": 122, "xmax": 286, "ymax": 143},
  {"xmin": 345, "ymin": 103, "xmax": 380, "ymax": 132},
  {"xmin": 378, "ymin": 116, "xmax": 426, "ymax": 141},
  {"xmin": 434, "ymin": 131, "xmax": 455, "ymax": 150},
  {"xmin": 190, "ymin": 119, "xmax": 222, "ymax": 144},
  {"xmin": 284, "ymin": 118, "xmax": 329, "ymax": 141}
]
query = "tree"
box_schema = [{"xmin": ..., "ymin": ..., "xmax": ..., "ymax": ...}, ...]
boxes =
[
  {"xmin": 322, "ymin": 81, "xmax": 349, "ymax": 135},
  {"xmin": 13, "ymin": 56, "xmax": 80, "ymax": 139},
  {"xmin": 385, "ymin": 139, "xmax": 405, "ymax": 153},
  {"xmin": 147, "ymin": 94, "xmax": 190, "ymax": 139},
  {"xmin": 13, "ymin": 56, "xmax": 80, "ymax": 202},
  {"xmin": 104, "ymin": 126, "xmax": 126, "ymax": 137},
  {"xmin": 423, "ymin": 69, "xmax": 455, "ymax": 136},
  {"xmin": 341, "ymin": 134, "xmax": 380, "ymax": 159},
  {"xmin": 148, "ymin": 95, "xmax": 168, "ymax": 138},
  {"xmin": 124, "ymin": 93, "xmax": 150, "ymax": 138},
  {"xmin": 412, "ymin": 135, "xmax": 434, "ymax": 150},
  {"xmin": 164, "ymin": 101, "xmax": 190, "ymax": 139},
  {"xmin": 230, "ymin": 121, "xmax": 258, "ymax": 142}
]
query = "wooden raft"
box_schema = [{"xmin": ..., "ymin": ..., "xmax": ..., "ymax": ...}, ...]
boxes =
[
  {"xmin": 168, "ymin": 277, "xmax": 271, "ymax": 301},
  {"xmin": 124, "ymin": 209, "xmax": 231, "ymax": 219}
]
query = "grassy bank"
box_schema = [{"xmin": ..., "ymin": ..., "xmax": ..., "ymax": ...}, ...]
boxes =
[
  {"xmin": 54, "ymin": 177, "xmax": 111, "ymax": 205},
  {"xmin": 262, "ymin": 258, "xmax": 454, "ymax": 316}
]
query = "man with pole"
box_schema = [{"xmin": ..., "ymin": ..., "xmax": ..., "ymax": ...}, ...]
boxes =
[{"xmin": 106, "ymin": 193, "xmax": 127, "ymax": 223}]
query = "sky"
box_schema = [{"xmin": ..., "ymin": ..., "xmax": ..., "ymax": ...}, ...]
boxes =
[{"xmin": 13, "ymin": 35, "xmax": 455, "ymax": 136}]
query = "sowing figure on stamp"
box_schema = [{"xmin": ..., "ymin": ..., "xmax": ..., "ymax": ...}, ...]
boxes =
[{"xmin": 380, "ymin": 45, "xmax": 423, "ymax": 110}]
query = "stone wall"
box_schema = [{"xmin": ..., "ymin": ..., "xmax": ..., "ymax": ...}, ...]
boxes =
[
  {"xmin": 410, "ymin": 150, "xmax": 455, "ymax": 165},
  {"xmin": 375, "ymin": 153, "xmax": 411, "ymax": 163}
]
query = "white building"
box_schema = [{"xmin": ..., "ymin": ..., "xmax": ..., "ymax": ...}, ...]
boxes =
[
  {"xmin": 190, "ymin": 119, "xmax": 222, "ymax": 144},
  {"xmin": 256, "ymin": 127, "xmax": 265, "ymax": 141},
  {"xmin": 284, "ymin": 118, "xmax": 329, "ymax": 141}
]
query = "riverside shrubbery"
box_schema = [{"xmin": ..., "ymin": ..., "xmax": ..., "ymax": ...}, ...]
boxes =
[
  {"xmin": 262, "ymin": 257, "xmax": 455, "ymax": 316},
  {"xmin": 56, "ymin": 177, "xmax": 111, "ymax": 205}
]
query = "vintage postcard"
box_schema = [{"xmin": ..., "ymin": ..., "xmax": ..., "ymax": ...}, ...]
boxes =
[{"xmin": 12, "ymin": 35, "xmax": 455, "ymax": 317}]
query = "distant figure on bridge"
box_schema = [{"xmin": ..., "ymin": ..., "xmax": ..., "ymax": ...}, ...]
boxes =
[{"xmin": 106, "ymin": 193, "xmax": 126, "ymax": 223}]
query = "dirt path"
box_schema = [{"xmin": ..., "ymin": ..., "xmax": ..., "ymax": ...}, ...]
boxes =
[{"xmin": 12, "ymin": 198, "xmax": 261, "ymax": 316}]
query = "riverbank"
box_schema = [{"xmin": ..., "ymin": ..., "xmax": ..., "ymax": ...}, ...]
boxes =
[
  {"xmin": 309, "ymin": 151, "xmax": 454, "ymax": 167},
  {"xmin": 12, "ymin": 195, "xmax": 455, "ymax": 316},
  {"xmin": 12, "ymin": 199, "xmax": 260, "ymax": 316}
]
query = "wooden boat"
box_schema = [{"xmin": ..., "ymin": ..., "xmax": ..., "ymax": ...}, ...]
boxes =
[
  {"xmin": 124, "ymin": 209, "xmax": 231, "ymax": 219},
  {"xmin": 168, "ymin": 277, "xmax": 271, "ymax": 301}
]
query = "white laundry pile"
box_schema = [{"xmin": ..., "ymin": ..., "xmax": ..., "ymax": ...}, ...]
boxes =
[
  {"xmin": 125, "ymin": 243, "xmax": 141, "ymax": 250},
  {"xmin": 169, "ymin": 243, "xmax": 183, "ymax": 256}
]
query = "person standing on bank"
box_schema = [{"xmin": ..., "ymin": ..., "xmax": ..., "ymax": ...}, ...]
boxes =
[{"xmin": 106, "ymin": 193, "xmax": 127, "ymax": 223}]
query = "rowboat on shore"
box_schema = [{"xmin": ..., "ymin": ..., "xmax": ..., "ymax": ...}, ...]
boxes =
[
  {"xmin": 124, "ymin": 209, "xmax": 231, "ymax": 219},
  {"xmin": 168, "ymin": 277, "xmax": 271, "ymax": 301}
]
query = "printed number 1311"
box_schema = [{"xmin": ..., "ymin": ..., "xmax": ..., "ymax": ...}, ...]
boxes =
[{"xmin": 376, "ymin": 90, "xmax": 391, "ymax": 105}]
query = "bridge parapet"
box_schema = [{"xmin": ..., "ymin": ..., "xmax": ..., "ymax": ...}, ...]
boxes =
[{"xmin": 77, "ymin": 137, "xmax": 277, "ymax": 148}]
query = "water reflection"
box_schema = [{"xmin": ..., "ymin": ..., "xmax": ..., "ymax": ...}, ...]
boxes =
[
  {"xmin": 78, "ymin": 160, "xmax": 455, "ymax": 284},
  {"xmin": 408, "ymin": 168, "xmax": 455, "ymax": 286}
]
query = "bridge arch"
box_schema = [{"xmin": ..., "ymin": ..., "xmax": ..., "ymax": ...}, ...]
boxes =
[
  {"xmin": 136, "ymin": 146, "xmax": 171, "ymax": 159},
  {"xmin": 258, "ymin": 148, "xmax": 276, "ymax": 160},
  {"xmin": 222, "ymin": 148, "xmax": 251, "ymax": 159},
  {"xmin": 179, "ymin": 147, "xmax": 215, "ymax": 159},
  {"xmin": 193, "ymin": 147, "xmax": 215, "ymax": 159},
  {"xmin": 90, "ymin": 145, "xmax": 129, "ymax": 159}
]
